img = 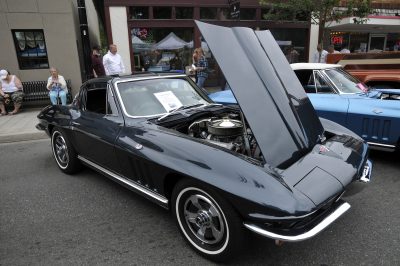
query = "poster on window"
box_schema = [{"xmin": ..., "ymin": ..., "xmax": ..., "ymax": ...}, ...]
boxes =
[{"xmin": 154, "ymin": 91, "xmax": 183, "ymax": 112}]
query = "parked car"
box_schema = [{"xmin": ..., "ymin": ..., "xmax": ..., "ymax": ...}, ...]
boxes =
[
  {"xmin": 326, "ymin": 52, "xmax": 400, "ymax": 90},
  {"xmin": 210, "ymin": 63, "xmax": 400, "ymax": 152},
  {"xmin": 36, "ymin": 22, "xmax": 371, "ymax": 262}
]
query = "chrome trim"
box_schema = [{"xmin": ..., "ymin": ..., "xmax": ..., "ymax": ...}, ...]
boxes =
[
  {"xmin": 367, "ymin": 141, "xmax": 396, "ymax": 149},
  {"xmin": 244, "ymin": 202, "xmax": 351, "ymax": 242},
  {"xmin": 359, "ymin": 159, "xmax": 372, "ymax": 183},
  {"xmin": 78, "ymin": 155, "xmax": 168, "ymax": 205}
]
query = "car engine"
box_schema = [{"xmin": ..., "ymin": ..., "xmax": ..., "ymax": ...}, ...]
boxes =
[{"xmin": 187, "ymin": 115, "xmax": 263, "ymax": 161}]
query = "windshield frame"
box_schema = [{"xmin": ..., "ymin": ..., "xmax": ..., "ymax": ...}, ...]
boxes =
[
  {"xmin": 321, "ymin": 68, "xmax": 365, "ymax": 94},
  {"xmin": 114, "ymin": 75, "xmax": 211, "ymax": 119}
]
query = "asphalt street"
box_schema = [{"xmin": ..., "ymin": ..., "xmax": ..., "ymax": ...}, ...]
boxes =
[{"xmin": 0, "ymin": 139, "xmax": 399, "ymax": 265}]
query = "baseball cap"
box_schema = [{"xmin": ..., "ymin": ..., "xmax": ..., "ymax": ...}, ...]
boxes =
[{"xmin": 0, "ymin": 69, "xmax": 8, "ymax": 80}]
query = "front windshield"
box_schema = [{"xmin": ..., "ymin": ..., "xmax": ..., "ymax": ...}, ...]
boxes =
[
  {"xmin": 116, "ymin": 78, "xmax": 208, "ymax": 117},
  {"xmin": 323, "ymin": 68, "xmax": 366, "ymax": 94}
]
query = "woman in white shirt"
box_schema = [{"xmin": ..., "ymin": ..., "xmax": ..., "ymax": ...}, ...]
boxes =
[{"xmin": 47, "ymin": 67, "xmax": 68, "ymax": 105}]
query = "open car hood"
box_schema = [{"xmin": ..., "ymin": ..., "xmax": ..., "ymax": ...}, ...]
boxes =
[{"xmin": 196, "ymin": 21, "xmax": 324, "ymax": 168}]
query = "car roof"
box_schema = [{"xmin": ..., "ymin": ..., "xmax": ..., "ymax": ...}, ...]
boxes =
[
  {"xmin": 87, "ymin": 72, "xmax": 187, "ymax": 84},
  {"xmin": 290, "ymin": 63, "xmax": 342, "ymax": 70}
]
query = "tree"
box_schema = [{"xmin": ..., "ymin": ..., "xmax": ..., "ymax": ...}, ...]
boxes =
[{"xmin": 259, "ymin": 0, "xmax": 372, "ymax": 47}]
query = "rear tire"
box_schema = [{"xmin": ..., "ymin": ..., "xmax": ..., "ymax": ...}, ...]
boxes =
[
  {"xmin": 172, "ymin": 179, "xmax": 244, "ymax": 262},
  {"xmin": 51, "ymin": 128, "xmax": 81, "ymax": 174}
]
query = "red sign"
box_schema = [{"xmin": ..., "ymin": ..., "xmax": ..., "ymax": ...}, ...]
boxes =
[{"xmin": 331, "ymin": 36, "xmax": 343, "ymax": 45}]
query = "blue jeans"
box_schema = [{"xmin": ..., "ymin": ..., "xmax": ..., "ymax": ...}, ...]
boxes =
[
  {"xmin": 197, "ymin": 76, "xmax": 207, "ymax": 89},
  {"xmin": 49, "ymin": 89, "xmax": 67, "ymax": 105}
]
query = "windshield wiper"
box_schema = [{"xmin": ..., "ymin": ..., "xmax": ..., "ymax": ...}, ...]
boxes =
[{"xmin": 157, "ymin": 103, "xmax": 205, "ymax": 121}]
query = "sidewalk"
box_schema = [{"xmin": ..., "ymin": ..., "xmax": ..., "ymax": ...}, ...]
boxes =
[{"xmin": 0, "ymin": 108, "xmax": 47, "ymax": 143}]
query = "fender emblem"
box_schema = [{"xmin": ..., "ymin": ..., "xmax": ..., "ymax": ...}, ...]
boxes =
[
  {"xmin": 134, "ymin": 144, "xmax": 143, "ymax": 150},
  {"xmin": 319, "ymin": 145, "xmax": 329, "ymax": 153}
]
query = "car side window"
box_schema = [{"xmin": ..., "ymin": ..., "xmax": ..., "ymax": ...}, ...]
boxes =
[
  {"xmin": 106, "ymin": 85, "xmax": 118, "ymax": 116},
  {"xmin": 313, "ymin": 71, "xmax": 334, "ymax": 94},
  {"xmin": 294, "ymin": 70, "xmax": 316, "ymax": 93},
  {"xmin": 85, "ymin": 82, "xmax": 107, "ymax": 114}
]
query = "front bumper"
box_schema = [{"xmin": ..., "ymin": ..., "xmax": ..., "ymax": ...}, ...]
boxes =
[{"xmin": 243, "ymin": 200, "xmax": 351, "ymax": 242}]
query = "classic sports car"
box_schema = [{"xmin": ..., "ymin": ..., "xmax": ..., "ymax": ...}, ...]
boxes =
[
  {"xmin": 37, "ymin": 22, "xmax": 371, "ymax": 262},
  {"xmin": 210, "ymin": 63, "xmax": 400, "ymax": 152}
]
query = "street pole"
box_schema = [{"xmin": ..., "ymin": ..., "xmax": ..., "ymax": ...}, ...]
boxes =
[{"xmin": 77, "ymin": 0, "xmax": 92, "ymax": 82}]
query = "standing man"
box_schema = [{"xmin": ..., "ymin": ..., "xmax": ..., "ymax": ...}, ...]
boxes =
[
  {"xmin": 312, "ymin": 44, "xmax": 328, "ymax": 63},
  {"xmin": 103, "ymin": 44, "xmax": 125, "ymax": 75},
  {"xmin": 91, "ymin": 45, "xmax": 106, "ymax": 77},
  {"xmin": 327, "ymin": 44, "xmax": 340, "ymax": 54}
]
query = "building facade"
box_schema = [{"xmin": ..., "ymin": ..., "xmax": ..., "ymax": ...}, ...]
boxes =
[
  {"xmin": 0, "ymin": 0, "xmax": 100, "ymax": 95},
  {"xmin": 104, "ymin": 0, "xmax": 311, "ymax": 86},
  {"xmin": 325, "ymin": 0, "xmax": 400, "ymax": 53}
]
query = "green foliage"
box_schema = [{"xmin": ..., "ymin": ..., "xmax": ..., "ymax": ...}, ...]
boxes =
[{"xmin": 260, "ymin": 0, "xmax": 372, "ymax": 44}]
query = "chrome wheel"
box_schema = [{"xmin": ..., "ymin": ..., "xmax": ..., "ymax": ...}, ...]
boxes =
[
  {"xmin": 52, "ymin": 131, "xmax": 69, "ymax": 169},
  {"xmin": 172, "ymin": 180, "xmax": 244, "ymax": 261},
  {"xmin": 183, "ymin": 194, "xmax": 225, "ymax": 245}
]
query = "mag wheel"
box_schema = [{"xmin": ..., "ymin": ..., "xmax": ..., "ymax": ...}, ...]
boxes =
[
  {"xmin": 172, "ymin": 180, "xmax": 244, "ymax": 262},
  {"xmin": 51, "ymin": 128, "xmax": 81, "ymax": 174}
]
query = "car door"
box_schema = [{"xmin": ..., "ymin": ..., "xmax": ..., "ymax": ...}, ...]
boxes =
[
  {"xmin": 307, "ymin": 70, "xmax": 350, "ymax": 126},
  {"xmin": 346, "ymin": 97, "xmax": 397, "ymax": 147},
  {"xmin": 71, "ymin": 81, "xmax": 124, "ymax": 170}
]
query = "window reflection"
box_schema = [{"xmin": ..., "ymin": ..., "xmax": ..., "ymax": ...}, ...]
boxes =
[
  {"xmin": 200, "ymin": 7, "xmax": 217, "ymax": 19},
  {"xmin": 153, "ymin": 7, "xmax": 172, "ymax": 19},
  {"xmin": 176, "ymin": 7, "xmax": 193, "ymax": 19},
  {"xmin": 129, "ymin": 6, "xmax": 149, "ymax": 19}
]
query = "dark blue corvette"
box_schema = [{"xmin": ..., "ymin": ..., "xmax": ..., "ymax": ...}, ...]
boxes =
[
  {"xmin": 210, "ymin": 63, "xmax": 400, "ymax": 152},
  {"xmin": 37, "ymin": 22, "xmax": 372, "ymax": 262}
]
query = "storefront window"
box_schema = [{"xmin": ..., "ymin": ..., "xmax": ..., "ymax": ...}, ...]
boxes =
[
  {"xmin": 153, "ymin": 7, "xmax": 172, "ymax": 19},
  {"xmin": 219, "ymin": 8, "xmax": 230, "ymax": 20},
  {"xmin": 200, "ymin": 7, "xmax": 217, "ymax": 20},
  {"xmin": 386, "ymin": 33, "xmax": 400, "ymax": 51},
  {"xmin": 269, "ymin": 28, "xmax": 308, "ymax": 63},
  {"xmin": 12, "ymin": 29, "xmax": 49, "ymax": 69},
  {"xmin": 176, "ymin": 7, "xmax": 193, "ymax": 19},
  {"xmin": 330, "ymin": 32, "xmax": 350, "ymax": 51},
  {"xmin": 129, "ymin": 6, "xmax": 149, "ymax": 19},
  {"xmin": 131, "ymin": 28, "xmax": 194, "ymax": 72},
  {"xmin": 240, "ymin": 8, "xmax": 256, "ymax": 20},
  {"xmin": 348, "ymin": 33, "xmax": 369, "ymax": 52}
]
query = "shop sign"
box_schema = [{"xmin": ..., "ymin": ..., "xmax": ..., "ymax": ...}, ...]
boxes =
[
  {"xmin": 331, "ymin": 36, "xmax": 343, "ymax": 45},
  {"xmin": 228, "ymin": 0, "xmax": 240, "ymax": 19}
]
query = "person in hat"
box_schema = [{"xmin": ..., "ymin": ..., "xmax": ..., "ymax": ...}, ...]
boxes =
[
  {"xmin": 91, "ymin": 45, "xmax": 106, "ymax": 77},
  {"xmin": 0, "ymin": 69, "xmax": 24, "ymax": 115}
]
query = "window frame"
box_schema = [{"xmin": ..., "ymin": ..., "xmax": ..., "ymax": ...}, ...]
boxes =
[{"xmin": 11, "ymin": 29, "xmax": 49, "ymax": 70}]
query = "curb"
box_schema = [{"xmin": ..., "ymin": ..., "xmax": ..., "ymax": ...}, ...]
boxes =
[{"xmin": 0, "ymin": 131, "xmax": 47, "ymax": 144}]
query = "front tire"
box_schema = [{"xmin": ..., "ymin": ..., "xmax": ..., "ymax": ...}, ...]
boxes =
[
  {"xmin": 172, "ymin": 179, "xmax": 244, "ymax": 262},
  {"xmin": 51, "ymin": 128, "xmax": 81, "ymax": 174}
]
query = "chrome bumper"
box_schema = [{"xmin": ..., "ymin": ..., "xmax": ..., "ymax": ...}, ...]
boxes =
[{"xmin": 243, "ymin": 202, "xmax": 351, "ymax": 242}]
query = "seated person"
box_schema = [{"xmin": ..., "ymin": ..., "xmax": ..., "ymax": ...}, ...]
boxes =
[
  {"xmin": 47, "ymin": 67, "xmax": 67, "ymax": 105},
  {"xmin": 0, "ymin": 69, "xmax": 24, "ymax": 115}
]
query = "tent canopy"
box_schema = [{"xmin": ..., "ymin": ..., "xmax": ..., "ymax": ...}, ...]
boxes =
[{"xmin": 152, "ymin": 32, "xmax": 188, "ymax": 50}]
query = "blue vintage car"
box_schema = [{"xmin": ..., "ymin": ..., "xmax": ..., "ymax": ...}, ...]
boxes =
[{"xmin": 209, "ymin": 63, "xmax": 400, "ymax": 152}]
